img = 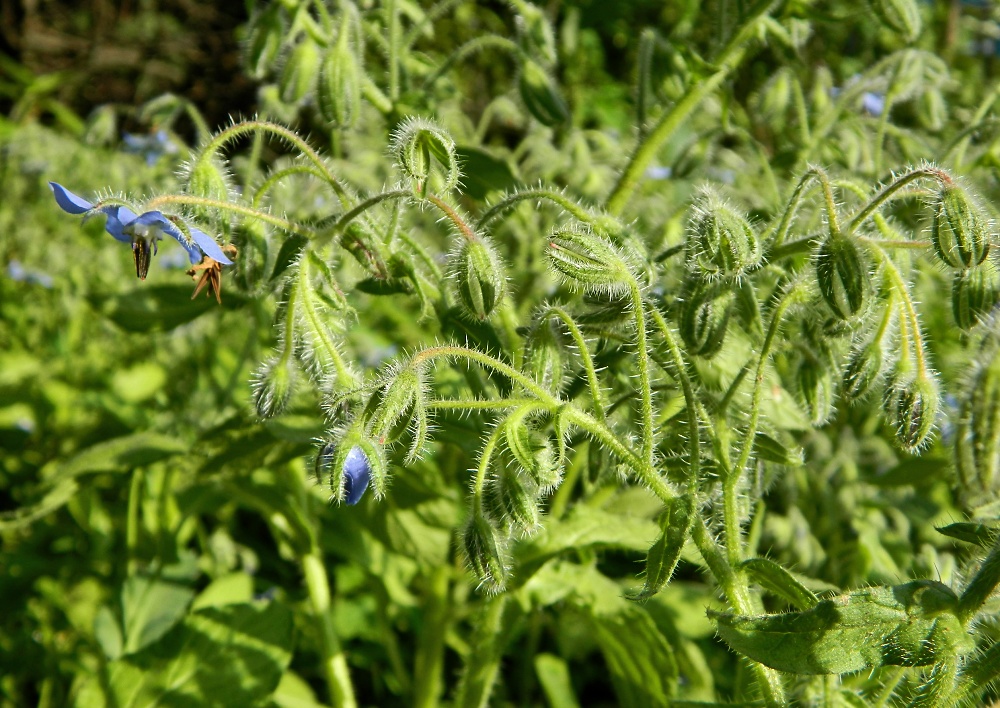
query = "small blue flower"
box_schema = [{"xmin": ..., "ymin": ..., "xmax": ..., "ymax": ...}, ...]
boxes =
[
  {"xmin": 861, "ymin": 92, "xmax": 885, "ymax": 117},
  {"xmin": 50, "ymin": 182, "xmax": 233, "ymax": 280},
  {"xmin": 341, "ymin": 446, "xmax": 372, "ymax": 505},
  {"xmin": 122, "ymin": 130, "xmax": 178, "ymax": 166}
]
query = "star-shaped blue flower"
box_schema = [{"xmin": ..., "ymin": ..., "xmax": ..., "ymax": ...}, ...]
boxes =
[{"xmin": 50, "ymin": 182, "xmax": 233, "ymax": 280}]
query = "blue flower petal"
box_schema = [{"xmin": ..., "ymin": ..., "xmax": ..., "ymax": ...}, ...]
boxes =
[
  {"xmin": 342, "ymin": 446, "xmax": 371, "ymax": 505},
  {"xmin": 50, "ymin": 182, "xmax": 94, "ymax": 214},
  {"xmin": 103, "ymin": 212, "xmax": 131, "ymax": 242},
  {"xmin": 190, "ymin": 228, "xmax": 234, "ymax": 265}
]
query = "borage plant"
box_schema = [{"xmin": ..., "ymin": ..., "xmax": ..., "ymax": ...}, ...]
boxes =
[{"xmin": 46, "ymin": 0, "xmax": 1000, "ymax": 705}]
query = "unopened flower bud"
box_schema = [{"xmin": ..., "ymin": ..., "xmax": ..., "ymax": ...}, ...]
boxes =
[
  {"xmin": 451, "ymin": 238, "xmax": 506, "ymax": 320},
  {"xmin": 486, "ymin": 462, "xmax": 541, "ymax": 535},
  {"xmin": 796, "ymin": 358, "xmax": 835, "ymax": 426},
  {"xmin": 245, "ymin": 4, "xmax": 285, "ymax": 79},
  {"xmin": 869, "ymin": 0, "xmax": 922, "ymax": 43},
  {"xmin": 364, "ymin": 367, "xmax": 422, "ymax": 444},
  {"xmin": 316, "ymin": 442, "xmax": 372, "ymax": 505},
  {"xmin": 504, "ymin": 412, "xmax": 561, "ymax": 490},
  {"xmin": 931, "ymin": 186, "xmax": 990, "ymax": 270},
  {"xmin": 462, "ymin": 506, "xmax": 510, "ymax": 594},
  {"xmin": 515, "ymin": 2, "xmax": 557, "ymax": 66},
  {"xmin": 956, "ymin": 352, "xmax": 1000, "ymax": 503},
  {"xmin": 816, "ymin": 234, "xmax": 871, "ymax": 321},
  {"xmin": 547, "ymin": 228, "xmax": 631, "ymax": 291},
  {"xmin": 524, "ymin": 319, "xmax": 565, "ymax": 395},
  {"xmin": 951, "ymin": 268, "xmax": 998, "ymax": 331},
  {"xmin": 843, "ymin": 340, "xmax": 885, "ymax": 402},
  {"xmin": 252, "ymin": 354, "xmax": 297, "ymax": 418},
  {"xmin": 518, "ymin": 58, "xmax": 569, "ymax": 126},
  {"xmin": 883, "ymin": 373, "xmax": 939, "ymax": 453},
  {"xmin": 317, "ymin": 34, "xmax": 361, "ymax": 128},
  {"xmin": 680, "ymin": 281, "xmax": 735, "ymax": 359},
  {"xmin": 390, "ymin": 117, "xmax": 460, "ymax": 193},
  {"xmin": 280, "ymin": 36, "xmax": 321, "ymax": 104},
  {"xmin": 918, "ymin": 89, "xmax": 946, "ymax": 132},
  {"xmin": 688, "ymin": 192, "xmax": 762, "ymax": 277}
]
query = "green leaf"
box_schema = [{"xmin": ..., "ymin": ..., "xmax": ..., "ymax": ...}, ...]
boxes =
[
  {"xmin": 121, "ymin": 574, "xmax": 196, "ymax": 654},
  {"xmin": 455, "ymin": 146, "xmax": 519, "ymax": 200},
  {"xmin": 95, "ymin": 602, "xmax": 293, "ymax": 707},
  {"xmin": 628, "ymin": 493, "xmax": 695, "ymax": 601},
  {"xmin": 191, "ymin": 572, "xmax": 254, "ymax": 610},
  {"xmin": 711, "ymin": 580, "xmax": 971, "ymax": 674},
  {"xmin": 271, "ymin": 234, "xmax": 308, "ymax": 281},
  {"xmin": 515, "ymin": 506, "xmax": 660, "ymax": 587},
  {"xmin": 741, "ymin": 557, "xmax": 820, "ymax": 610},
  {"xmin": 534, "ymin": 653, "xmax": 580, "ymax": 708},
  {"xmin": 867, "ymin": 457, "xmax": 949, "ymax": 487},
  {"xmin": 936, "ymin": 521, "xmax": 1000, "ymax": 548}
]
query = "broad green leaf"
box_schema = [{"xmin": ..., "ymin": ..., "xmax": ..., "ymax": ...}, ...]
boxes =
[
  {"xmin": 868, "ymin": 457, "xmax": 950, "ymax": 487},
  {"xmin": 936, "ymin": 521, "xmax": 1000, "ymax": 548},
  {"xmin": 711, "ymin": 580, "xmax": 971, "ymax": 674},
  {"xmin": 455, "ymin": 146, "xmax": 519, "ymax": 200},
  {"xmin": 515, "ymin": 506, "xmax": 660, "ymax": 587},
  {"xmin": 741, "ymin": 557, "xmax": 819, "ymax": 610},
  {"xmin": 628, "ymin": 493, "xmax": 695, "ymax": 601},
  {"xmin": 99, "ymin": 602, "xmax": 293, "ymax": 707},
  {"xmin": 270, "ymin": 234, "xmax": 308, "ymax": 281},
  {"xmin": 121, "ymin": 574, "xmax": 196, "ymax": 654},
  {"xmin": 271, "ymin": 670, "xmax": 326, "ymax": 708},
  {"xmin": 191, "ymin": 572, "xmax": 254, "ymax": 610},
  {"xmin": 535, "ymin": 653, "xmax": 580, "ymax": 708}
]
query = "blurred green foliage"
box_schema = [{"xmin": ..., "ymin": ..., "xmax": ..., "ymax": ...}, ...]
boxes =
[{"xmin": 5, "ymin": 1, "xmax": 1000, "ymax": 707}]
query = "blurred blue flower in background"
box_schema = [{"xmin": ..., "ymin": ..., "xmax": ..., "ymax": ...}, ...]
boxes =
[
  {"xmin": 122, "ymin": 130, "xmax": 178, "ymax": 166},
  {"xmin": 7, "ymin": 260, "xmax": 54, "ymax": 288},
  {"xmin": 861, "ymin": 92, "xmax": 886, "ymax": 116},
  {"xmin": 50, "ymin": 182, "xmax": 232, "ymax": 280}
]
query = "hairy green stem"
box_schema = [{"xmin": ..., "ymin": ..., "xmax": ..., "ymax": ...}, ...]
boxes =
[
  {"xmin": 302, "ymin": 550, "xmax": 356, "ymax": 708},
  {"xmin": 413, "ymin": 565, "xmax": 450, "ymax": 708},
  {"xmin": 846, "ymin": 167, "xmax": 951, "ymax": 235},
  {"xmin": 540, "ymin": 306, "xmax": 607, "ymax": 423},
  {"xmin": 147, "ymin": 194, "xmax": 316, "ymax": 239},
  {"xmin": 454, "ymin": 595, "xmax": 507, "ymax": 708},
  {"xmin": 605, "ymin": 0, "xmax": 776, "ymax": 215}
]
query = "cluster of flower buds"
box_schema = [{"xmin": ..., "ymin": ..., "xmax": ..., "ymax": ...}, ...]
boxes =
[
  {"xmin": 930, "ymin": 185, "xmax": 999, "ymax": 330},
  {"xmin": 680, "ymin": 279, "xmax": 735, "ymax": 359},
  {"xmin": 390, "ymin": 116, "xmax": 461, "ymax": 195},
  {"xmin": 686, "ymin": 190, "xmax": 762, "ymax": 279}
]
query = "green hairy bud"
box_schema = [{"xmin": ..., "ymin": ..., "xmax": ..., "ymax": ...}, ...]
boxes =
[
  {"xmin": 842, "ymin": 340, "xmax": 885, "ymax": 402},
  {"xmin": 680, "ymin": 280, "xmax": 735, "ymax": 358},
  {"xmin": 547, "ymin": 227, "xmax": 632, "ymax": 291},
  {"xmin": 816, "ymin": 234, "xmax": 871, "ymax": 321},
  {"xmin": 317, "ymin": 32, "xmax": 361, "ymax": 128},
  {"xmin": 462, "ymin": 505, "xmax": 510, "ymax": 594},
  {"xmin": 364, "ymin": 367, "xmax": 422, "ymax": 445},
  {"xmin": 956, "ymin": 351, "xmax": 1000, "ymax": 505},
  {"xmin": 503, "ymin": 410, "xmax": 561, "ymax": 490},
  {"xmin": 390, "ymin": 117, "xmax": 460, "ymax": 193},
  {"xmin": 450, "ymin": 238, "xmax": 506, "ymax": 321},
  {"xmin": 883, "ymin": 372, "xmax": 939, "ymax": 453},
  {"xmin": 688, "ymin": 191, "xmax": 762, "ymax": 278},
  {"xmin": 245, "ymin": 4, "xmax": 285, "ymax": 79},
  {"xmin": 869, "ymin": 0, "xmax": 922, "ymax": 43},
  {"xmin": 252, "ymin": 354, "xmax": 297, "ymax": 418},
  {"xmin": 796, "ymin": 357, "xmax": 835, "ymax": 426},
  {"xmin": 280, "ymin": 36, "xmax": 321, "ymax": 104},
  {"xmin": 524, "ymin": 318, "xmax": 565, "ymax": 395},
  {"xmin": 931, "ymin": 186, "xmax": 990, "ymax": 270},
  {"xmin": 951, "ymin": 267, "xmax": 998, "ymax": 331},
  {"xmin": 485, "ymin": 460, "xmax": 541, "ymax": 535},
  {"xmin": 518, "ymin": 58, "xmax": 569, "ymax": 127}
]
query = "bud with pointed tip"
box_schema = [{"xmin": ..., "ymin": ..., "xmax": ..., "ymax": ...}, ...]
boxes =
[
  {"xmin": 252, "ymin": 354, "xmax": 297, "ymax": 418},
  {"xmin": 390, "ymin": 117, "xmax": 460, "ymax": 193},
  {"xmin": 503, "ymin": 411, "xmax": 562, "ymax": 490},
  {"xmin": 316, "ymin": 442, "xmax": 372, "ymax": 505},
  {"xmin": 688, "ymin": 192, "xmax": 762, "ymax": 278},
  {"xmin": 450, "ymin": 237, "xmax": 506, "ymax": 320},
  {"xmin": 364, "ymin": 367, "xmax": 422, "ymax": 445},
  {"xmin": 931, "ymin": 186, "xmax": 990, "ymax": 270},
  {"xmin": 870, "ymin": 0, "xmax": 922, "ymax": 43},
  {"xmin": 797, "ymin": 357, "xmax": 835, "ymax": 426},
  {"xmin": 317, "ymin": 31, "xmax": 361, "ymax": 128},
  {"xmin": 547, "ymin": 227, "xmax": 631, "ymax": 291},
  {"xmin": 843, "ymin": 340, "xmax": 885, "ymax": 402},
  {"xmin": 245, "ymin": 4, "xmax": 286, "ymax": 79},
  {"xmin": 680, "ymin": 280, "xmax": 735, "ymax": 359},
  {"xmin": 485, "ymin": 461, "xmax": 541, "ymax": 536},
  {"xmin": 280, "ymin": 36, "xmax": 321, "ymax": 104},
  {"xmin": 951, "ymin": 268, "xmax": 998, "ymax": 331},
  {"xmin": 518, "ymin": 58, "xmax": 569, "ymax": 126},
  {"xmin": 462, "ymin": 505, "xmax": 510, "ymax": 594},
  {"xmin": 816, "ymin": 234, "xmax": 871, "ymax": 321},
  {"xmin": 883, "ymin": 372, "xmax": 939, "ymax": 453},
  {"xmin": 957, "ymin": 351, "xmax": 1000, "ymax": 504},
  {"xmin": 524, "ymin": 318, "xmax": 565, "ymax": 395}
]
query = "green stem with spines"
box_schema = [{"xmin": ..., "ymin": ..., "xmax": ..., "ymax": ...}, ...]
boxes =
[
  {"xmin": 477, "ymin": 187, "xmax": 612, "ymax": 232},
  {"xmin": 252, "ymin": 165, "xmax": 330, "ymax": 207},
  {"xmin": 845, "ymin": 167, "xmax": 951, "ymax": 235},
  {"xmin": 191, "ymin": 120, "xmax": 350, "ymax": 206},
  {"xmin": 866, "ymin": 243, "xmax": 929, "ymax": 376},
  {"xmin": 409, "ymin": 345, "xmax": 675, "ymax": 502},
  {"xmin": 147, "ymin": 194, "xmax": 317, "ymax": 239},
  {"xmin": 628, "ymin": 280, "xmax": 655, "ymax": 467},
  {"xmin": 424, "ymin": 35, "xmax": 521, "ymax": 90},
  {"xmin": 296, "ymin": 256, "xmax": 354, "ymax": 387},
  {"xmin": 605, "ymin": 0, "xmax": 776, "ymax": 215},
  {"xmin": 539, "ymin": 305, "xmax": 607, "ymax": 423}
]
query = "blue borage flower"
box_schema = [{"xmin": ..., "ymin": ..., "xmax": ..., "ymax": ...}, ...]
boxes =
[
  {"xmin": 317, "ymin": 444, "xmax": 372, "ymax": 505},
  {"xmin": 49, "ymin": 182, "xmax": 233, "ymax": 280}
]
